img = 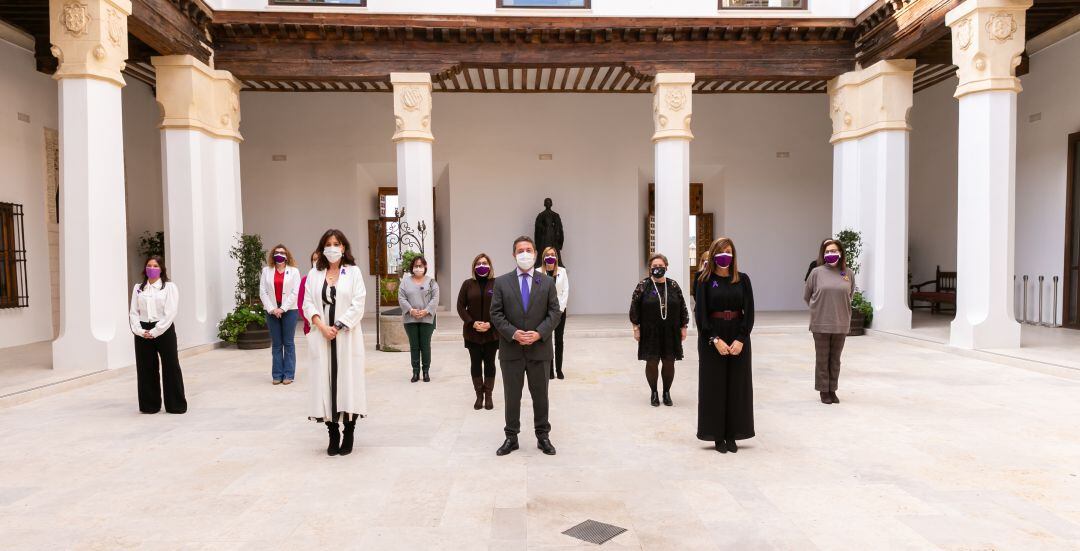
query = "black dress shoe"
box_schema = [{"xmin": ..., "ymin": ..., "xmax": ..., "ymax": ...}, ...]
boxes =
[
  {"xmin": 556, "ymin": 370, "xmax": 564, "ymax": 380},
  {"xmin": 830, "ymin": 391, "xmax": 840, "ymax": 403},
  {"xmin": 820, "ymin": 391, "xmax": 833, "ymax": 404},
  {"xmin": 496, "ymin": 437, "xmax": 519, "ymax": 456},
  {"xmin": 715, "ymin": 441, "xmax": 727, "ymax": 454},
  {"xmin": 662, "ymin": 391, "xmax": 673, "ymax": 407},
  {"xmin": 537, "ymin": 437, "xmax": 557, "ymax": 455},
  {"xmin": 650, "ymin": 391, "xmax": 660, "ymax": 407},
  {"xmin": 411, "ymin": 373, "xmax": 420, "ymax": 383},
  {"xmin": 549, "ymin": 367, "xmax": 555, "ymax": 380},
  {"xmin": 725, "ymin": 439, "xmax": 737, "ymax": 453},
  {"xmin": 423, "ymin": 372, "xmax": 431, "ymax": 383}
]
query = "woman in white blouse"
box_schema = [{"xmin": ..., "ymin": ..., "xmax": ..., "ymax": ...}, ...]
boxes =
[
  {"xmin": 259, "ymin": 244, "xmax": 302, "ymax": 385},
  {"xmin": 540, "ymin": 247, "xmax": 570, "ymax": 380},
  {"xmin": 303, "ymin": 229, "xmax": 367, "ymax": 456},
  {"xmin": 128, "ymin": 255, "xmax": 186, "ymax": 414}
]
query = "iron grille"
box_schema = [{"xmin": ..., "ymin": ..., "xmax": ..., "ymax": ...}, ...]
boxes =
[{"xmin": 0, "ymin": 202, "xmax": 29, "ymax": 309}]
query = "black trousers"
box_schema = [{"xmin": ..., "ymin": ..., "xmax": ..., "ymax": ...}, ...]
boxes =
[
  {"xmin": 467, "ymin": 341, "xmax": 498, "ymax": 378},
  {"xmin": 552, "ymin": 311, "xmax": 567, "ymax": 373},
  {"xmin": 500, "ymin": 358, "xmax": 550, "ymax": 438},
  {"xmin": 134, "ymin": 323, "xmax": 187, "ymax": 414}
]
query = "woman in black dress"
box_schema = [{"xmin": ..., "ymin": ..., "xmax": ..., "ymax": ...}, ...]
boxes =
[
  {"xmin": 695, "ymin": 237, "xmax": 755, "ymax": 453},
  {"xmin": 630, "ymin": 253, "xmax": 689, "ymax": 407}
]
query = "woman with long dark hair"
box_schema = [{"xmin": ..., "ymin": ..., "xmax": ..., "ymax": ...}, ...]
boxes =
[
  {"xmin": 804, "ymin": 239, "xmax": 854, "ymax": 404},
  {"xmin": 302, "ymin": 229, "xmax": 367, "ymax": 456},
  {"xmin": 128, "ymin": 255, "xmax": 186, "ymax": 414},
  {"xmin": 695, "ymin": 237, "xmax": 755, "ymax": 453}
]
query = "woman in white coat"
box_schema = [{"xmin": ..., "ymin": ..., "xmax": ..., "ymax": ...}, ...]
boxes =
[
  {"xmin": 303, "ymin": 229, "xmax": 368, "ymax": 457},
  {"xmin": 259, "ymin": 244, "xmax": 302, "ymax": 385},
  {"xmin": 540, "ymin": 247, "xmax": 570, "ymax": 380}
]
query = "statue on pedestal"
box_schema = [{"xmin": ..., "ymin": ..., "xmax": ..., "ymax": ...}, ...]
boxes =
[{"xmin": 534, "ymin": 198, "xmax": 564, "ymax": 267}]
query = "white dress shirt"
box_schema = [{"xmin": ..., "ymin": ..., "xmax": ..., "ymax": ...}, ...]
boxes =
[{"xmin": 129, "ymin": 280, "xmax": 179, "ymax": 338}]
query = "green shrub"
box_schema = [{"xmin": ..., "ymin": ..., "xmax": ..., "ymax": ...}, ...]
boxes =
[{"xmin": 217, "ymin": 305, "xmax": 266, "ymax": 343}]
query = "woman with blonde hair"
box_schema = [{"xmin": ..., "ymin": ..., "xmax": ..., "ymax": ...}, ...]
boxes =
[
  {"xmin": 539, "ymin": 247, "xmax": 569, "ymax": 379},
  {"xmin": 694, "ymin": 237, "xmax": 756, "ymax": 453},
  {"xmin": 259, "ymin": 244, "xmax": 301, "ymax": 384}
]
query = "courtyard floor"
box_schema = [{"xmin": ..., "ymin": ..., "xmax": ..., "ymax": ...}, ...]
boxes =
[{"xmin": 2, "ymin": 320, "xmax": 1080, "ymax": 549}]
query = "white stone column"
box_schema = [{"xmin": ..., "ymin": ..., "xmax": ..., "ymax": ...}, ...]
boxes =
[
  {"xmin": 652, "ymin": 73, "xmax": 694, "ymax": 300},
  {"xmin": 946, "ymin": 0, "xmax": 1031, "ymax": 349},
  {"xmin": 49, "ymin": 0, "xmax": 135, "ymax": 370},
  {"xmin": 152, "ymin": 55, "xmax": 243, "ymax": 349},
  {"xmin": 827, "ymin": 59, "xmax": 915, "ymax": 332},
  {"xmin": 391, "ymin": 73, "xmax": 435, "ymax": 275}
]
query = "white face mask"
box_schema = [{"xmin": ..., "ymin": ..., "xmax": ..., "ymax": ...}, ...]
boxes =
[
  {"xmin": 516, "ymin": 252, "xmax": 535, "ymax": 270},
  {"xmin": 323, "ymin": 246, "xmax": 343, "ymax": 263},
  {"xmin": 412, "ymin": 267, "xmax": 425, "ymax": 276}
]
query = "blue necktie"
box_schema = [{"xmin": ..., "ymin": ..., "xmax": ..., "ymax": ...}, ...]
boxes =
[{"xmin": 520, "ymin": 272, "xmax": 531, "ymax": 311}]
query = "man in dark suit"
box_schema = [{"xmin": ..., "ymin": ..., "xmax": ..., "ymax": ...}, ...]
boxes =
[{"xmin": 489, "ymin": 235, "xmax": 562, "ymax": 456}]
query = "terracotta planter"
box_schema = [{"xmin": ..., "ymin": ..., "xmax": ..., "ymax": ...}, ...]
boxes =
[
  {"xmin": 237, "ymin": 320, "xmax": 271, "ymax": 349},
  {"xmin": 848, "ymin": 309, "xmax": 866, "ymax": 337}
]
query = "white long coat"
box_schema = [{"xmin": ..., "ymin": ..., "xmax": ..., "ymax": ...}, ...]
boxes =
[{"xmin": 302, "ymin": 264, "xmax": 367, "ymax": 421}]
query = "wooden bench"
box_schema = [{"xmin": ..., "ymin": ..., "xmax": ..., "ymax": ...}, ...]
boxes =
[{"xmin": 910, "ymin": 266, "xmax": 957, "ymax": 314}]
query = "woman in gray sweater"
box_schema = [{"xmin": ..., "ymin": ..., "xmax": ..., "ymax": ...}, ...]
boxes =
[
  {"xmin": 399, "ymin": 255, "xmax": 440, "ymax": 382},
  {"xmin": 803, "ymin": 239, "xmax": 854, "ymax": 405}
]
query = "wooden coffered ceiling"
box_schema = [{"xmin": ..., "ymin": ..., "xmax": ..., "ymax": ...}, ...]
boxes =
[{"xmin": 2, "ymin": 0, "xmax": 1078, "ymax": 94}]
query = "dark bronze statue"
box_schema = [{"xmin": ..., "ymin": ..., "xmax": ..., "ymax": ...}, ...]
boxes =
[{"xmin": 534, "ymin": 198, "xmax": 564, "ymax": 267}]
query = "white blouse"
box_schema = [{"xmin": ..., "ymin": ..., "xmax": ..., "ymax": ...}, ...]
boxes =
[{"xmin": 129, "ymin": 280, "xmax": 179, "ymax": 338}]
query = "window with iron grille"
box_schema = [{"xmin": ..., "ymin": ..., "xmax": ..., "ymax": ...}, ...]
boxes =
[
  {"xmin": 498, "ymin": 0, "xmax": 590, "ymax": 8},
  {"xmin": 720, "ymin": 0, "xmax": 806, "ymax": 8},
  {"xmin": 0, "ymin": 202, "xmax": 29, "ymax": 309},
  {"xmin": 269, "ymin": 0, "xmax": 366, "ymax": 6}
]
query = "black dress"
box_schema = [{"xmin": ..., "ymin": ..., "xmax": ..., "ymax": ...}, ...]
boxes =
[
  {"xmin": 694, "ymin": 272, "xmax": 755, "ymax": 442},
  {"xmin": 629, "ymin": 278, "xmax": 690, "ymax": 361}
]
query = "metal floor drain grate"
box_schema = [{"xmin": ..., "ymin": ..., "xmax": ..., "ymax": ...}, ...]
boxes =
[{"xmin": 562, "ymin": 519, "xmax": 628, "ymax": 545}]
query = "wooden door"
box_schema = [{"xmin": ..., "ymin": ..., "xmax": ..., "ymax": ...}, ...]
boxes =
[{"xmin": 1064, "ymin": 132, "xmax": 1080, "ymax": 328}]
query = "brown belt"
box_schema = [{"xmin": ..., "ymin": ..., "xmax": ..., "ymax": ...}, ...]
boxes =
[{"xmin": 709, "ymin": 310, "xmax": 742, "ymax": 321}]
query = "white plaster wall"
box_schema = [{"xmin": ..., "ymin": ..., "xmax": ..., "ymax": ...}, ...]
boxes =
[
  {"xmin": 0, "ymin": 40, "xmax": 57, "ymax": 348},
  {"xmin": 239, "ymin": 90, "xmax": 832, "ymax": 314},
  {"xmin": 909, "ymin": 76, "xmax": 959, "ymax": 288},
  {"xmin": 213, "ymin": 0, "xmax": 869, "ymax": 18},
  {"xmin": 1015, "ymin": 32, "xmax": 1080, "ymax": 325},
  {"xmin": 909, "ymin": 32, "xmax": 1080, "ymax": 325},
  {"xmin": 122, "ymin": 80, "xmax": 165, "ymax": 288}
]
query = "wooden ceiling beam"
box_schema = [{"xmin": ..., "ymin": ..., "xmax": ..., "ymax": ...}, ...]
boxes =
[{"xmin": 128, "ymin": 0, "xmax": 211, "ymax": 63}]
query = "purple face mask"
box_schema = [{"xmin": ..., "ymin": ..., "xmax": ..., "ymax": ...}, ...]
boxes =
[
  {"xmin": 824, "ymin": 252, "xmax": 841, "ymax": 265},
  {"xmin": 544, "ymin": 256, "xmax": 557, "ymax": 266},
  {"xmin": 475, "ymin": 265, "xmax": 491, "ymax": 277},
  {"xmin": 145, "ymin": 267, "xmax": 161, "ymax": 279},
  {"xmin": 714, "ymin": 253, "xmax": 733, "ymax": 268},
  {"xmin": 273, "ymin": 253, "xmax": 287, "ymax": 264}
]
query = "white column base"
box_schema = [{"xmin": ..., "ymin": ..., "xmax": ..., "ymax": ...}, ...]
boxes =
[
  {"xmin": 949, "ymin": 91, "xmax": 1021, "ymax": 349},
  {"xmin": 52, "ymin": 78, "xmax": 134, "ymax": 371},
  {"xmin": 654, "ymin": 138, "xmax": 691, "ymax": 304},
  {"xmin": 396, "ymin": 139, "xmax": 435, "ymax": 274}
]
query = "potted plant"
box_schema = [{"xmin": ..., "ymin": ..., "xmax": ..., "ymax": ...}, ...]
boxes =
[
  {"xmin": 217, "ymin": 233, "xmax": 271, "ymax": 349},
  {"xmin": 835, "ymin": 228, "xmax": 872, "ymax": 336},
  {"xmin": 137, "ymin": 230, "xmax": 165, "ymax": 259}
]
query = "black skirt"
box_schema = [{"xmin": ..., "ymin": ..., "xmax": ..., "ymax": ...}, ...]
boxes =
[{"xmin": 696, "ymin": 327, "xmax": 755, "ymax": 442}]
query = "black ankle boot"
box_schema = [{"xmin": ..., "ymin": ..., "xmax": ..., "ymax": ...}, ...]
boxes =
[
  {"xmin": 422, "ymin": 370, "xmax": 431, "ymax": 383},
  {"xmin": 662, "ymin": 391, "xmax": 673, "ymax": 406},
  {"xmin": 325, "ymin": 422, "xmax": 341, "ymax": 456},
  {"xmin": 411, "ymin": 371, "xmax": 419, "ymax": 383},
  {"xmin": 340, "ymin": 419, "xmax": 356, "ymax": 456},
  {"xmin": 820, "ymin": 391, "xmax": 833, "ymax": 404},
  {"xmin": 725, "ymin": 439, "xmax": 737, "ymax": 453},
  {"xmin": 556, "ymin": 368, "xmax": 564, "ymax": 380},
  {"xmin": 715, "ymin": 440, "xmax": 728, "ymax": 453},
  {"xmin": 549, "ymin": 366, "xmax": 555, "ymax": 380},
  {"xmin": 650, "ymin": 390, "xmax": 660, "ymax": 407}
]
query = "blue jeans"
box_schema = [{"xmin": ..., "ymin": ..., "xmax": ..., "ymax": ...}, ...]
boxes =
[{"xmin": 267, "ymin": 310, "xmax": 298, "ymax": 381}]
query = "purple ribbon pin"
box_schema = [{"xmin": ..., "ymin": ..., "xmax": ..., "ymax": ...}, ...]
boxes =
[{"xmin": 712, "ymin": 281, "xmax": 720, "ymax": 288}]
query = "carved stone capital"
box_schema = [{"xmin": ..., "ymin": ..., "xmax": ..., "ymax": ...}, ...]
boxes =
[
  {"xmin": 827, "ymin": 59, "xmax": 915, "ymax": 144},
  {"xmin": 152, "ymin": 55, "xmax": 243, "ymax": 142},
  {"xmin": 391, "ymin": 73, "xmax": 434, "ymax": 143},
  {"xmin": 946, "ymin": 0, "xmax": 1032, "ymax": 98},
  {"xmin": 651, "ymin": 73, "xmax": 694, "ymax": 142},
  {"xmin": 49, "ymin": 0, "xmax": 131, "ymax": 86}
]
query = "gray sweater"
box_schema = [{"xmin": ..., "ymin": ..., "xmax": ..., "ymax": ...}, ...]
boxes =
[
  {"xmin": 804, "ymin": 265, "xmax": 855, "ymax": 334},
  {"xmin": 398, "ymin": 276, "xmax": 440, "ymax": 325}
]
